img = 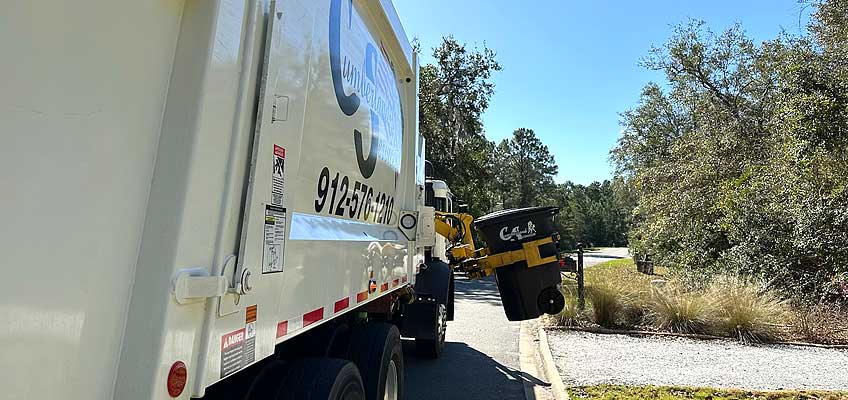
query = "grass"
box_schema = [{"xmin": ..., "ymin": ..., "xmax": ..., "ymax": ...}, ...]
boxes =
[
  {"xmin": 645, "ymin": 284, "xmax": 714, "ymax": 334},
  {"xmin": 554, "ymin": 261, "xmax": 846, "ymax": 400},
  {"xmin": 585, "ymin": 272, "xmax": 634, "ymax": 326},
  {"xmin": 789, "ymin": 303, "xmax": 848, "ymax": 345},
  {"xmin": 555, "ymin": 259, "xmax": 823, "ymax": 344},
  {"xmin": 709, "ymin": 278, "xmax": 788, "ymax": 343},
  {"xmin": 554, "ymin": 285, "xmax": 580, "ymax": 326},
  {"xmin": 568, "ymin": 385, "xmax": 847, "ymax": 400},
  {"xmin": 583, "ymin": 259, "xmax": 651, "ymax": 327}
]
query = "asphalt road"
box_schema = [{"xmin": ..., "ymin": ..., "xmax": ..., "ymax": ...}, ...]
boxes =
[
  {"xmin": 403, "ymin": 248, "xmax": 629, "ymax": 399},
  {"xmin": 403, "ymin": 275, "xmax": 526, "ymax": 400}
]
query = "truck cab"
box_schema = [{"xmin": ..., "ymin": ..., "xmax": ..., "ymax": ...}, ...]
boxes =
[{"xmin": 425, "ymin": 179, "xmax": 454, "ymax": 263}]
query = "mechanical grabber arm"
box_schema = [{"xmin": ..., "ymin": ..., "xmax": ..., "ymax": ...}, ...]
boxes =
[{"xmin": 433, "ymin": 211, "xmax": 562, "ymax": 279}]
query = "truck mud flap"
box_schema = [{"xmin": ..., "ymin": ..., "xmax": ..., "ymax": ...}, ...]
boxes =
[
  {"xmin": 399, "ymin": 302, "xmax": 439, "ymax": 340},
  {"xmin": 412, "ymin": 260, "xmax": 451, "ymax": 305}
]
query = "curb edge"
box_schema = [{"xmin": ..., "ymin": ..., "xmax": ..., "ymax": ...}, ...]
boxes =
[{"xmin": 538, "ymin": 327, "xmax": 569, "ymax": 400}]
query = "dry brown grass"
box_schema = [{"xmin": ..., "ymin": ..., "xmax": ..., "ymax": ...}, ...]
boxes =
[
  {"xmin": 559, "ymin": 259, "xmax": 846, "ymax": 345},
  {"xmin": 552, "ymin": 285, "xmax": 580, "ymax": 327},
  {"xmin": 709, "ymin": 278, "xmax": 789, "ymax": 343},
  {"xmin": 789, "ymin": 303, "xmax": 848, "ymax": 345},
  {"xmin": 585, "ymin": 265, "xmax": 649, "ymax": 327},
  {"xmin": 645, "ymin": 284, "xmax": 715, "ymax": 334}
]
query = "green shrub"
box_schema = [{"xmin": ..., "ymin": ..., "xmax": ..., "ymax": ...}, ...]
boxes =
[
  {"xmin": 645, "ymin": 284, "xmax": 714, "ymax": 334},
  {"xmin": 710, "ymin": 278, "xmax": 788, "ymax": 343}
]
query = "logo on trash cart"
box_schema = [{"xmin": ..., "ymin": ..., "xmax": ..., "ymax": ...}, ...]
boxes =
[{"xmin": 499, "ymin": 221, "xmax": 537, "ymax": 242}]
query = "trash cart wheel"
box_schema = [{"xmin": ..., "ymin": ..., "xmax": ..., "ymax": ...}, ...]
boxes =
[{"xmin": 537, "ymin": 287, "xmax": 565, "ymax": 315}]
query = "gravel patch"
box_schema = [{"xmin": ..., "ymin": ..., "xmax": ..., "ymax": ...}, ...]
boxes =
[{"xmin": 547, "ymin": 329, "xmax": 848, "ymax": 391}]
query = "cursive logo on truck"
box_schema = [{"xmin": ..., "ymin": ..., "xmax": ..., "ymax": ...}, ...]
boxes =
[
  {"xmin": 499, "ymin": 221, "xmax": 537, "ymax": 242},
  {"xmin": 329, "ymin": 0, "xmax": 403, "ymax": 179}
]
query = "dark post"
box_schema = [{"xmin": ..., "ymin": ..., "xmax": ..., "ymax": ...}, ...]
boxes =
[{"xmin": 576, "ymin": 242, "xmax": 585, "ymax": 311}]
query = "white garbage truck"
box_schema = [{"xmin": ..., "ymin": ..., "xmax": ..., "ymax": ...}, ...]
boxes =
[{"xmin": 1, "ymin": 1, "xmax": 565, "ymax": 399}]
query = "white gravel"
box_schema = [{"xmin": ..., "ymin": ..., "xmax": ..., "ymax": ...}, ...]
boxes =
[{"xmin": 547, "ymin": 330, "xmax": 848, "ymax": 391}]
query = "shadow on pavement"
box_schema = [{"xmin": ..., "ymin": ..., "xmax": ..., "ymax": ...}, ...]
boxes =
[
  {"xmin": 451, "ymin": 275, "xmax": 504, "ymax": 308},
  {"xmin": 403, "ymin": 340, "xmax": 548, "ymax": 400}
]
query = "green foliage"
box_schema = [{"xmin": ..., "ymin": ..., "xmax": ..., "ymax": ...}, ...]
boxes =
[
  {"xmin": 418, "ymin": 36, "xmax": 502, "ymax": 217},
  {"xmin": 611, "ymin": 0, "xmax": 848, "ymax": 304},
  {"xmin": 552, "ymin": 179, "xmax": 633, "ymax": 248},
  {"xmin": 495, "ymin": 128, "xmax": 558, "ymax": 208}
]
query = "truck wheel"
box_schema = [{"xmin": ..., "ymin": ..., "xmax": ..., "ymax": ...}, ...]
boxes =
[
  {"xmin": 347, "ymin": 323, "xmax": 404, "ymax": 400},
  {"xmin": 278, "ymin": 358, "xmax": 365, "ymax": 400},
  {"xmin": 244, "ymin": 360, "xmax": 289, "ymax": 400},
  {"xmin": 415, "ymin": 303, "xmax": 446, "ymax": 359}
]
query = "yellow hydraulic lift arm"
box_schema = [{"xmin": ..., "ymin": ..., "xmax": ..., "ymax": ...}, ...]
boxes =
[{"xmin": 433, "ymin": 211, "xmax": 561, "ymax": 278}]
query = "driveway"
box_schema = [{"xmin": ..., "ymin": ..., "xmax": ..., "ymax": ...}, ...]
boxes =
[{"xmin": 581, "ymin": 247, "xmax": 629, "ymax": 268}]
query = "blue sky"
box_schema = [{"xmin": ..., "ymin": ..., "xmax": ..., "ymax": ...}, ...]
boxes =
[{"xmin": 393, "ymin": 0, "xmax": 812, "ymax": 185}]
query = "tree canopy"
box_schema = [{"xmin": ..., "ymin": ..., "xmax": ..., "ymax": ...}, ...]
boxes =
[
  {"xmin": 418, "ymin": 36, "xmax": 502, "ymax": 217},
  {"xmin": 418, "ymin": 37, "xmax": 632, "ymax": 249},
  {"xmin": 612, "ymin": 0, "xmax": 848, "ymax": 302},
  {"xmin": 495, "ymin": 128, "xmax": 558, "ymax": 209}
]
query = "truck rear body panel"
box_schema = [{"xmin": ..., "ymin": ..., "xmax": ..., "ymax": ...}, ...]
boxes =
[{"xmin": 1, "ymin": 0, "xmax": 422, "ymax": 398}]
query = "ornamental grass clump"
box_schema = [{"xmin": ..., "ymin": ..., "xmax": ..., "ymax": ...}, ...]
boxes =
[
  {"xmin": 710, "ymin": 278, "xmax": 788, "ymax": 343},
  {"xmin": 645, "ymin": 284, "xmax": 714, "ymax": 334},
  {"xmin": 586, "ymin": 269, "xmax": 645, "ymax": 327},
  {"xmin": 586, "ymin": 281, "xmax": 623, "ymax": 327}
]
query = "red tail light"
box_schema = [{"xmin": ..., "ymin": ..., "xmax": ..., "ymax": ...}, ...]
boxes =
[{"xmin": 167, "ymin": 361, "xmax": 187, "ymax": 397}]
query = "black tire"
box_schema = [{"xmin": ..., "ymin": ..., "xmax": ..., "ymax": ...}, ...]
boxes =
[
  {"xmin": 278, "ymin": 358, "xmax": 365, "ymax": 400},
  {"xmin": 414, "ymin": 303, "xmax": 446, "ymax": 359},
  {"xmin": 347, "ymin": 323, "xmax": 404, "ymax": 400},
  {"xmin": 244, "ymin": 360, "xmax": 289, "ymax": 400},
  {"xmin": 446, "ymin": 272, "xmax": 455, "ymax": 321}
]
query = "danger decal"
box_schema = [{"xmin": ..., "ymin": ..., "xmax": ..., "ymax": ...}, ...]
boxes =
[{"xmin": 220, "ymin": 328, "xmax": 246, "ymax": 378}]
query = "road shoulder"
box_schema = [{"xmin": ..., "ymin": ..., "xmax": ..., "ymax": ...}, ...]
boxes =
[{"xmin": 519, "ymin": 319, "xmax": 560, "ymax": 400}]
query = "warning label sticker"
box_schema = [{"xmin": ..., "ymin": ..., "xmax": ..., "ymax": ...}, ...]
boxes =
[
  {"xmin": 243, "ymin": 305, "xmax": 257, "ymax": 365},
  {"xmin": 263, "ymin": 205, "xmax": 286, "ymax": 274},
  {"xmin": 271, "ymin": 145, "xmax": 286, "ymax": 206},
  {"xmin": 220, "ymin": 328, "xmax": 246, "ymax": 378}
]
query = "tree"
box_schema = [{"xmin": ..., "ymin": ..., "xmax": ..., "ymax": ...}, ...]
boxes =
[
  {"xmin": 418, "ymin": 36, "xmax": 502, "ymax": 216},
  {"xmin": 551, "ymin": 180, "xmax": 633, "ymax": 249},
  {"xmin": 495, "ymin": 128, "xmax": 558, "ymax": 208},
  {"xmin": 611, "ymin": 0, "xmax": 848, "ymax": 303}
]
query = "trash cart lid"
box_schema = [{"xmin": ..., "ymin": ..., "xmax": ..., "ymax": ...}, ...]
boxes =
[{"xmin": 474, "ymin": 206, "xmax": 559, "ymax": 228}]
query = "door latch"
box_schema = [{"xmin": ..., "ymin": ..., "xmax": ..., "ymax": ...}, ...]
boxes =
[{"xmin": 172, "ymin": 268, "xmax": 228, "ymax": 304}]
